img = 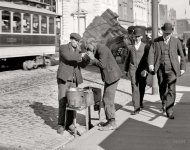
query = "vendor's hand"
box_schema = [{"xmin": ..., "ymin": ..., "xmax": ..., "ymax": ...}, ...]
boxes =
[
  {"xmin": 125, "ymin": 72, "xmax": 130, "ymax": 78},
  {"xmin": 180, "ymin": 70, "xmax": 185, "ymax": 76},
  {"xmin": 87, "ymin": 51, "xmax": 95, "ymax": 60},
  {"xmin": 81, "ymin": 52, "xmax": 87, "ymax": 58},
  {"xmin": 149, "ymin": 65, "xmax": 154, "ymax": 72}
]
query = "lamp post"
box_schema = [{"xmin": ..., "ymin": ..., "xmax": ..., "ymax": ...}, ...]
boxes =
[
  {"xmin": 151, "ymin": 0, "xmax": 160, "ymax": 95},
  {"xmin": 78, "ymin": 0, "xmax": 80, "ymax": 34}
]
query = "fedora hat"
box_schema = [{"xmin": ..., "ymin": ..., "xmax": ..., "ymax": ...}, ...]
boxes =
[
  {"xmin": 161, "ymin": 23, "xmax": 173, "ymax": 33},
  {"xmin": 133, "ymin": 27, "xmax": 143, "ymax": 37}
]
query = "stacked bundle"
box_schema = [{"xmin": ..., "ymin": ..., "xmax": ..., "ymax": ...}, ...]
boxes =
[{"xmin": 82, "ymin": 9, "xmax": 128, "ymax": 45}]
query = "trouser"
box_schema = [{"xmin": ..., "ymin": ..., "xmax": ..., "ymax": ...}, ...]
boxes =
[
  {"xmin": 57, "ymin": 78, "xmax": 77, "ymax": 127},
  {"xmin": 157, "ymin": 66, "xmax": 177, "ymax": 114},
  {"xmin": 130, "ymin": 74, "xmax": 147, "ymax": 110},
  {"xmin": 103, "ymin": 80, "xmax": 119, "ymax": 120}
]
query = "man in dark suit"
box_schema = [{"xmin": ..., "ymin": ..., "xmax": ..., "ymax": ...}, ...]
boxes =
[
  {"xmin": 57, "ymin": 33, "xmax": 89, "ymax": 134},
  {"xmin": 148, "ymin": 23, "xmax": 186, "ymax": 119},
  {"xmin": 86, "ymin": 38, "xmax": 123, "ymax": 131},
  {"xmin": 124, "ymin": 27, "xmax": 149, "ymax": 115}
]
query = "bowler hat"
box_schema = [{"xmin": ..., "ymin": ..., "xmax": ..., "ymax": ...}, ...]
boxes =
[
  {"xmin": 70, "ymin": 33, "xmax": 81, "ymax": 41},
  {"xmin": 161, "ymin": 23, "xmax": 173, "ymax": 33},
  {"xmin": 133, "ymin": 27, "xmax": 143, "ymax": 36}
]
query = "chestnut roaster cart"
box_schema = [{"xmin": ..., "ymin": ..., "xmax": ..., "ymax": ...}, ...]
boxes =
[{"xmin": 66, "ymin": 87, "xmax": 102, "ymax": 137}]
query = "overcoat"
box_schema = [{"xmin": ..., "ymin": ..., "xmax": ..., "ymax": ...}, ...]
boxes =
[
  {"xmin": 92, "ymin": 43, "xmax": 123, "ymax": 84},
  {"xmin": 57, "ymin": 42, "xmax": 87, "ymax": 84},
  {"xmin": 148, "ymin": 36, "xmax": 186, "ymax": 76},
  {"xmin": 124, "ymin": 42, "xmax": 148, "ymax": 76}
]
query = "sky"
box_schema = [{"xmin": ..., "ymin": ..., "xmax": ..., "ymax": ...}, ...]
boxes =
[{"xmin": 160, "ymin": 0, "xmax": 190, "ymax": 19}]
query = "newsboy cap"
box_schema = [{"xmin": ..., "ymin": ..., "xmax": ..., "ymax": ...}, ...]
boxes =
[
  {"xmin": 161, "ymin": 22, "xmax": 173, "ymax": 34},
  {"xmin": 70, "ymin": 33, "xmax": 81, "ymax": 41},
  {"xmin": 86, "ymin": 37, "xmax": 97, "ymax": 44}
]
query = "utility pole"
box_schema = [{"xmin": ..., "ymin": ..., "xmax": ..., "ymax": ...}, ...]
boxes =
[
  {"xmin": 151, "ymin": 0, "xmax": 159, "ymax": 95},
  {"xmin": 78, "ymin": 0, "xmax": 80, "ymax": 34}
]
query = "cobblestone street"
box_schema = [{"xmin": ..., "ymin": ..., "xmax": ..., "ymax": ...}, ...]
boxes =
[{"xmin": 0, "ymin": 65, "xmax": 132, "ymax": 150}]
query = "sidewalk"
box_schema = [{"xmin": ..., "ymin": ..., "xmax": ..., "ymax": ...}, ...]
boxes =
[{"xmin": 63, "ymin": 64, "xmax": 190, "ymax": 150}]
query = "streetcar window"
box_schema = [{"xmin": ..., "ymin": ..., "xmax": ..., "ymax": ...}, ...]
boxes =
[
  {"xmin": 49, "ymin": 17, "xmax": 54, "ymax": 34},
  {"xmin": 23, "ymin": 13, "xmax": 31, "ymax": 33},
  {"xmin": 2, "ymin": 11, "xmax": 11, "ymax": 32},
  {"xmin": 33, "ymin": 14, "xmax": 39, "ymax": 33},
  {"xmin": 13, "ymin": 12, "xmax": 21, "ymax": 33},
  {"xmin": 44, "ymin": 0, "xmax": 51, "ymax": 4},
  {"xmin": 41, "ymin": 15, "xmax": 47, "ymax": 34}
]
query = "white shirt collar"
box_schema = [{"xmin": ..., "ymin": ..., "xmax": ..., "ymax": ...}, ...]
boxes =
[
  {"xmin": 163, "ymin": 36, "xmax": 171, "ymax": 44},
  {"xmin": 135, "ymin": 41, "xmax": 141, "ymax": 50}
]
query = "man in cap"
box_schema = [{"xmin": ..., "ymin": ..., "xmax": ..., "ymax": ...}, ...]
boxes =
[
  {"xmin": 57, "ymin": 33, "xmax": 89, "ymax": 134},
  {"xmin": 124, "ymin": 27, "xmax": 149, "ymax": 115},
  {"xmin": 86, "ymin": 38, "xmax": 123, "ymax": 131},
  {"xmin": 148, "ymin": 22, "xmax": 186, "ymax": 119}
]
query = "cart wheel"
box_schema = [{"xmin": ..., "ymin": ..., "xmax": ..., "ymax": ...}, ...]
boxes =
[{"xmin": 23, "ymin": 61, "xmax": 28, "ymax": 71}]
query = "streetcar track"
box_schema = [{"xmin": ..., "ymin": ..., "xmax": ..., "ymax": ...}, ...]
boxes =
[{"xmin": 0, "ymin": 69, "xmax": 99, "ymax": 96}]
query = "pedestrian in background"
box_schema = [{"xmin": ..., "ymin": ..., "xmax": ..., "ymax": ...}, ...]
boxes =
[
  {"xmin": 148, "ymin": 23, "xmax": 186, "ymax": 119},
  {"xmin": 124, "ymin": 27, "xmax": 149, "ymax": 115},
  {"xmin": 57, "ymin": 33, "xmax": 89, "ymax": 134},
  {"xmin": 86, "ymin": 38, "xmax": 123, "ymax": 131}
]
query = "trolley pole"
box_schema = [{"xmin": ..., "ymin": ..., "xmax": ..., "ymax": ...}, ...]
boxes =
[
  {"xmin": 78, "ymin": 0, "xmax": 80, "ymax": 34},
  {"xmin": 151, "ymin": 0, "xmax": 159, "ymax": 95}
]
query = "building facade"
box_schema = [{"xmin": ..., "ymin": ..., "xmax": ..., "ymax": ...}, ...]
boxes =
[
  {"xmin": 168, "ymin": 8, "xmax": 177, "ymax": 34},
  {"xmin": 118, "ymin": 0, "xmax": 134, "ymax": 29},
  {"xmin": 176, "ymin": 19, "xmax": 190, "ymax": 35},
  {"xmin": 56, "ymin": 0, "xmax": 118, "ymax": 44},
  {"xmin": 159, "ymin": 4, "xmax": 168, "ymax": 28},
  {"xmin": 133, "ymin": 0, "xmax": 148, "ymax": 27}
]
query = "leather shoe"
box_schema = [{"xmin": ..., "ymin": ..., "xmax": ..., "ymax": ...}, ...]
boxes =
[
  {"xmin": 167, "ymin": 113, "xmax": 174, "ymax": 120},
  {"xmin": 66, "ymin": 124, "xmax": 75, "ymax": 133},
  {"xmin": 99, "ymin": 120, "xmax": 117, "ymax": 131},
  {"xmin": 98, "ymin": 121, "xmax": 110, "ymax": 127},
  {"xmin": 131, "ymin": 108, "xmax": 140, "ymax": 115},
  {"xmin": 57, "ymin": 125, "xmax": 64, "ymax": 135}
]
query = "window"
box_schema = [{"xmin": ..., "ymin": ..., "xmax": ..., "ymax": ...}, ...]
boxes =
[
  {"xmin": 123, "ymin": 0, "xmax": 127, "ymax": 3},
  {"xmin": 23, "ymin": 13, "xmax": 31, "ymax": 33},
  {"xmin": 2, "ymin": 11, "xmax": 11, "ymax": 32},
  {"xmin": 123, "ymin": 5, "xmax": 127, "ymax": 19},
  {"xmin": 41, "ymin": 15, "xmax": 47, "ymax": 34},
  {"xmin": 49, "ymin": 17, "xmax": 54, "ymax": 34},
  {"xmin": 13, "ymin": 12, "xmax": 21, "ymax": 33},
  {"xmin": 33, "ymin": 14, "xmax": 39, "ymax": 33}
]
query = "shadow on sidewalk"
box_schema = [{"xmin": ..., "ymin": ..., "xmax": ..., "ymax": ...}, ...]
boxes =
[
  {"xmin": 98, "ymin": 102, "xmax": 190, "ymax": 150},
  {"xmin": 29, "ymin": 102, "xmax": 86, "ymax": 130}
]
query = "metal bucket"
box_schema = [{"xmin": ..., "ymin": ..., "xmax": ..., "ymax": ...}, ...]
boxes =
[{"xmin": 66, "ymin": 88, "xmax": 84, "ymax": 108}]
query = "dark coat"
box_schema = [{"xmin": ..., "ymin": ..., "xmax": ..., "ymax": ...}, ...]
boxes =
[
  {"xmin": 91, "ymin": 43, "xmax": 123, "ymax": 84},
  {"xmin": 124, "ymin": 42, "xmax": 148, "ymax": 76},
  {"xmin": 57, "ymin": 42, "xmax": 86, "ymax": 84},
  {"xmin": 148, "ymin": 36, "xmax": 186, "ymax": 76}
]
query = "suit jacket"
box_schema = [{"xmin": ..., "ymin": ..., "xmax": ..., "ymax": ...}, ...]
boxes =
[
  {"xmin": 91, "ymin": 43, "xmax": 123, "ymax": 84},
  {"xmin": 124, "ymin": 42, "xmax": 148, "ymax": 76},
  {"xmin": 148, "ymin": 36, "xmax": 186, "ymax": 76},
  {"xmin": 57, "ymin": 42, "xmax": 86, "ymax": 84}
]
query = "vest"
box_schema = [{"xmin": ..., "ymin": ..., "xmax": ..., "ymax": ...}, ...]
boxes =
[{"xmin": 160, "ymin": 42, "xmax": 172, "ymax": 71}]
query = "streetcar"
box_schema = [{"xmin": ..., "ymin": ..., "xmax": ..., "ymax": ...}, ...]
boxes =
[{"xmin": 0, "ymin": 0, "xmax": 61, "ymax": 70}]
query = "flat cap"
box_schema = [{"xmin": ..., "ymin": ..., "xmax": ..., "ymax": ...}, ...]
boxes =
[
  {"xmin": 86, "ymin": 37, "xmax": 97, "ymax": 44},
  {"xmin": 70, "ymin": 33, "xmax": 81, "ymax": 41}
]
